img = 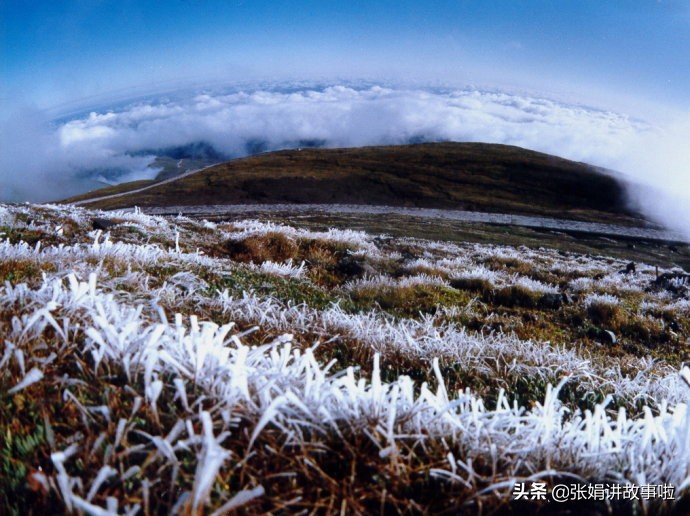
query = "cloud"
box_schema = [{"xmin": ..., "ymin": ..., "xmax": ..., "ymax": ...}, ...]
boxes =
[
  {"xmin": 615, "ymin": 115, "xmax": 690, "ymax": 237},
  {"xmin": 1, "ymin": 83, "xmax": 688, "ymax": 240},
  {"xmin": 75, "ymin": 86, "xmax": 643, "ymax": 163},
  {"xmin": 0, "ymin": 106, "xmax": 158, "ymax": 201}
]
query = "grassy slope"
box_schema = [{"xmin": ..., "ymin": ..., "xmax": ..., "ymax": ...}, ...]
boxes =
[
  {"xmin": 7, "ymin": 145, "xmax": 686, "ymax": 514},
  {"xmin": 2, "ymin": 203, "xmax": 689, "ymax": 514},
  {"xmin": 230, "ymin": 211, "xmax": 690, "ymax": 272},
  {"xmin": 66, "ymin": 142, "xmax": 644, "ymax": 225}
]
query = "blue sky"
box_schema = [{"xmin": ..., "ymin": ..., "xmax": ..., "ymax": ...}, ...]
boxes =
[{"xmin": 2, "ymin": 0, "xmax": 689, "ymax": 114}]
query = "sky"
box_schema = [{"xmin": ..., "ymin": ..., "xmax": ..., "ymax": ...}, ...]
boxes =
[
  {"xmin": 2, "ymin": 0, "xmax": 689, "ymax": 112},
  {"xmin": 1, "ymin": 1, "xmax": 690, "ymax": 235}
]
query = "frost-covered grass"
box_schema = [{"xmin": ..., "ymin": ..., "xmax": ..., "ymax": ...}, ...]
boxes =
[{"xmin": 1, "ymin": 202, "xmax": 689, "ymax": 514}]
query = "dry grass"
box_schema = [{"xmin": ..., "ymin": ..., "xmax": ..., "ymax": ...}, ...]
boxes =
[
  {"xmin": 223, "ymin": 233, "xmax": 365, "ymax": 287},
  {"xmin": 449, "ymin": 277, "xmax": 494, "ymax": 295},
  {"xmin": 492, "ymin": 285, "xmax": 544, "ymax": 309},
  {"xmin": 224, "ymin": 231, "xmax": 299, "ymax": 263},
  {"xmin": 349, "ymin": 284, "xmax": 472, "ymax": 317},
  {"xmin": 480, "ymin": 256, "xmax": 534, "ymax": 276},
  {"xmin": 0, "ymin": 259, "xmax": 53, "ymax": 285},
  {"xmin": 587, "ymin": 300, "xmax": 627, "ymax": 329},
  {"xmin": 1, "ymin": 202, "xmax": 689, "ymax": 514}
]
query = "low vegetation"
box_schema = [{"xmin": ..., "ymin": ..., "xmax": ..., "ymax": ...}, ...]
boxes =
[
  {"xmin": 1, "ymin": 202, "xmax": 689, "ymax": 514},
  {"xmin": 63, "ymin": 142, "xmax": 646, "ymax": 227}
]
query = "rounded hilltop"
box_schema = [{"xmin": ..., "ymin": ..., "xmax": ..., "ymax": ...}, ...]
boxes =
[{"xmin": 62, "ymin": 142, "xmax": 643, "ymax": 226}]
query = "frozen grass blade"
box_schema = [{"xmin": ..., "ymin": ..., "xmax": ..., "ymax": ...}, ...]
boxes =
[
  {"xmin": 190, "ymin": 411, "xmax": 232, "ymax": 513},
  {"xmin": 7, "ymin": 366, "xmax": 43, "ymax": 394},
  {"xmin": 209, "ymin": 485, "xmax": 265, "ymax": 515}
]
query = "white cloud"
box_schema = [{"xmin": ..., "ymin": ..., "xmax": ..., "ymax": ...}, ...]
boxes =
[
  {"xmin": 47, "ymin": 85, "xmax": 650, "ymax": 165},
  {"xmin": 1, "ymin": 83, "xmax": 688, "ymax": 239},
  {"xmin": 616, "ymin": 115, "xmax": 690, "ymax": 236}
]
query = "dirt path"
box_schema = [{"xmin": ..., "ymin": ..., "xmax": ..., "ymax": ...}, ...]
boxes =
[
  {"xmin": 118, "ymin": 203, "xmax": 688, "ymax": 243},
  {"xmin": 69, "ymin": 163, "xmax": 220, "ymax": 206}
]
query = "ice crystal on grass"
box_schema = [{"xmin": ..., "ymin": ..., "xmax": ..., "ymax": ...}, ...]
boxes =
[
  {"xmin": 344, "ymin": 272, "xmax": 449, "ymax": 292},
  {"xmin": 226, "ymin": 219, "xmax": 380, "ymax": 255},
  {"xmin": 251, "ymin": 259, "xmax": 306, "ymax": 278},
  {"xmin": 585, "ymin": 293, "xmax": 621, "ymax": 307},
  {"xmin": 0, "ymin": 205, "xmax": 15, "ymax": 226},
  {"xmin": 1, "ymin": 202, "xmax": 689, "ymax": 513},
  {"xmin": 451, "ymin": 265, "xmax": 502, "ymax": 282}
]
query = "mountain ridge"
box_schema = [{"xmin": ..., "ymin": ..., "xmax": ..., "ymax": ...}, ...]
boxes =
[{"xmin": 62, "ymin": 142, "xmax": 645, "ymax": 226}]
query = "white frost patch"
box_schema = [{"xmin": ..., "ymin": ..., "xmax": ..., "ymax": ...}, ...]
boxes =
[
  {"xmin": 344, "ymin": 273, "xmax": 449, "ymax": 292},
  {"xmin": 251, "ymin": 259, "xmax": 306, "ymax": 278},
  {"xmin": 5, "ymin": 273, "xmax": 689, "ymax": 512},
  {"xmin": 584, "ymin": 293, "xmax": 621, "ymax": 308}
]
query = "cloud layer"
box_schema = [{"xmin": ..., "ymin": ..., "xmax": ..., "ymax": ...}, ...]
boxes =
[
  {"xmin": 1, "ymin": 84, "xmax": 688, "ymax": 239},
  {"xmin": 58, "ymin": 85, "xmax": 648, "ymax": 164}
]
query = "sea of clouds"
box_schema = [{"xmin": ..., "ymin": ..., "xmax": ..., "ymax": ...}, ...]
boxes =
[{"xmin": 1, "ymin": 84, "xmax": 689, "ymax": 237}]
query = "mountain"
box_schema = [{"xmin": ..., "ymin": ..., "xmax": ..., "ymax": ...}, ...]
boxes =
[{"xmin": 62, "ymin": 142, "xmax": 643, "ymax": 225}]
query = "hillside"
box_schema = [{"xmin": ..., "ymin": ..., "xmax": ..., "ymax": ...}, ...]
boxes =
[
  {"xmin": 1, "ymin": 202, "xmax": 689, "ymax": 513},
  {"xmin": 62, "ymin": 143, "xmax": 645, "ymax": 225}
]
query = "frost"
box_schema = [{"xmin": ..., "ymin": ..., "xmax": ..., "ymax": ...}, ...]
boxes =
[
  {"xmin": 585, "ymin": 292, "xmax": 621, "ymax": 307},
  {"xmin": 1, "ymin": 202, "xmax": 689, "ymax": 513},
  {"xmin": 8, "ymin": 367, "xmax": 44, "ymax": 394},
  {"xmin": 252, "ymin": 259, "xmax": 306, "ymax": 278}
]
